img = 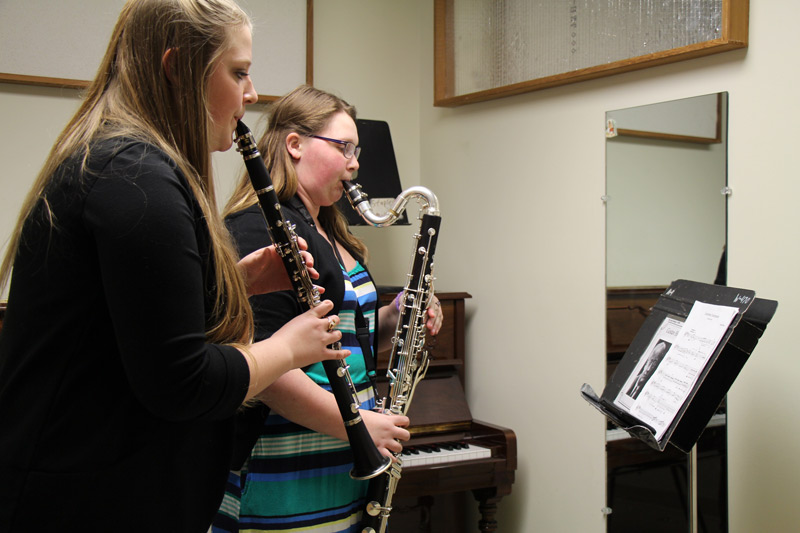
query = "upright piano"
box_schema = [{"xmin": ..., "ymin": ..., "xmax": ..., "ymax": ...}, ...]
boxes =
[{"xmin": 376, "ymin": 292, "xmax": 517, "ymax": 533}]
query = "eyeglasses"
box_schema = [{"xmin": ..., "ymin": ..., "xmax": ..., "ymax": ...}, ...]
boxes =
[{"xmin": 309, "ymin": 135, "xmax": 361, "ymax": 160}]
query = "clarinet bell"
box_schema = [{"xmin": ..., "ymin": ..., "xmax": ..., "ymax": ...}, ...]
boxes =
[{"xmin": 350, "ymin": 429, "xmax": 392, "ymax": 480}]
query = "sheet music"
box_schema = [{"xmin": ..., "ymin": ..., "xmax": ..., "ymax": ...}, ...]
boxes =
[
  {"xmin": 614, "ymin": 302, "xmax": 738, "ymax": 441},
  {"xmin": 615, "ymin": 316, "xmax": 683, "ymax": 412}
]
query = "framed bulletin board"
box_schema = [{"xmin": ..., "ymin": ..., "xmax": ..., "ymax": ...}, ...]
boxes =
[
  {"xmin": 0, "ymin": 0, "xmax": 312, "ymax": 103},
  {"xmin": 434, "ymin": 0, "xmax": 748, "ymax": 107}
]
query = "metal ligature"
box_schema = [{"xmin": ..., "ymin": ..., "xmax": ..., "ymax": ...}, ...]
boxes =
[
  {"xmin": 343, "ymin": 181, "xmax": 442, "ymax": 533},
  {"xmin": 234, "ymin": 121, "xmax": 391, "ymax": 480}
]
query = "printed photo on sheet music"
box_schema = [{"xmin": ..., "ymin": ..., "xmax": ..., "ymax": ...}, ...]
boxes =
[{"xmin": 614, "ymin": 316, "xmax": 684, "ymax": 411}]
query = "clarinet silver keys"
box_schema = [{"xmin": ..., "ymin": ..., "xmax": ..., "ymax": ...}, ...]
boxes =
[{"xmin": 344, "ymin": 181, "xmax": 442, "ymax": 533}]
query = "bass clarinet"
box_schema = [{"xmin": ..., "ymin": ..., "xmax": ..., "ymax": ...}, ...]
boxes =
[
  {"xmin": 343, "ymin": 181, "xmax": 442, "ymax": 533},
  {"xmin": 234, "ymin": 120, "xmax": 391, "ymax": 481}
]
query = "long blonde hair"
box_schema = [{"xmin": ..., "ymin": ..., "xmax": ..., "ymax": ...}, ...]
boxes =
[
  {"xmin": 225, "ymin": 85, "xmax": 369, "ymax": 262},
  {"xmin": 0, "ymin": 0, "xmax": 253, "ymax": 344}
]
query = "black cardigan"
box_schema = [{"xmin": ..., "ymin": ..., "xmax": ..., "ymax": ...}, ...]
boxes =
[{"xmin": 0, "ymin": 140, "xmax": 249, "ymax": 532}]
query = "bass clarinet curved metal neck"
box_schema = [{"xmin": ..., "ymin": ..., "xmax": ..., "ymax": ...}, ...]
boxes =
[{"xmin": 344, "ymin": 182, "xmax": 440, "ymax": 225}]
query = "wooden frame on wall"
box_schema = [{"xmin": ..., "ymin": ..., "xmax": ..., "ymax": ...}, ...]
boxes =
[
  {"xmin": 434, "ymin": 0, "xmax": 748, "ymax": 107},
  {"xmin": 0, "ymin": 0, "xmax": 313, "ymax": 103}
]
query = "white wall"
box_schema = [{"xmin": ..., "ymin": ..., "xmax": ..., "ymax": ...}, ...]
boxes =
[
  {"xmin": 311, "ymin": 1, "xmax": 426, "ymax": 286},
  {"xmin": 314, "ymin": 2, "xmax": 800, "ymax": 532},
  {"xmin": 1, "ymin": 1, "xmax": 798, "ymax": 531}
]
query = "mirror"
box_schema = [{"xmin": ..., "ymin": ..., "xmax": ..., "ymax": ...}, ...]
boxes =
[
  {"xmin": 604, "ymin": 93, "xmax": 729, "ymax": 532},
  {"xmin": 606, "ymin": 93, "xmax": 728, "ymax": 287}
]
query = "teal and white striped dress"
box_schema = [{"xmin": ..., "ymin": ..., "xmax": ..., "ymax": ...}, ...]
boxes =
[{"xmin": 214, "ymin": 261, "xmax": 378, "ymax": 533}]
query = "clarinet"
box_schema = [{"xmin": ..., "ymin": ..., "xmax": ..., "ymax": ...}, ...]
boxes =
[
  {"xmin": 343, "ymin": 181, "xmax": 441, "ymax": 533},
  {"xmin": 234, "ymin": 120, "xmax": 391, "ymax": 480}
]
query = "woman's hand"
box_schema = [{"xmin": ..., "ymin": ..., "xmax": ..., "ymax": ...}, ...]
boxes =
[
  {"xmin": 425, "ymin": 296, "xmax": 443, "ymax": 336},
  {"xmin": 361, "ymin": 410, "xmax": 410, "ymax": 458},
  {"xmin": 244, "ymin": 300, "xmax": 350, "ymax": 399},
  {"xmin": 267, "ymin": 299, "xmax": 348, "ymax": 369},
  {"xmin": 377, "ymin": 293, "xmax": 444, "ymax": 352},
  {"xmin": 238, "ymin": 237, "xmax": 319, "ymax": 296}
]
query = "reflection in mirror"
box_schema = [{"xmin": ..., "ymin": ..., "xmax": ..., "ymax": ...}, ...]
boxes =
[
  {"xmin": 604, "ymin": 93, "xmax": 729, "ymax": 533},
  {"xmin": 606, "ymin": 93, "xmax": 727, "ymax": 288}
]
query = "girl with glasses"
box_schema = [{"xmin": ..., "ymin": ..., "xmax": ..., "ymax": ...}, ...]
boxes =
[{"xmin": 213, "ymin": 85, "xmax": 444, "ymax": 532}]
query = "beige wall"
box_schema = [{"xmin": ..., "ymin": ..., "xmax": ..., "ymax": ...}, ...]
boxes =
[
  {"xmin": 1, "ymin": 1, "xmax": 798, "ymax": 531},
  {"xmin": 314, "ymin": 1, "xmax": 800, "ymax": 532}
]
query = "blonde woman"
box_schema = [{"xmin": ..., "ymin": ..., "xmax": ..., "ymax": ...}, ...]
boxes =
[{"xmin": 0, "ymin": 2, "xmax": 347, "ymax": 532}]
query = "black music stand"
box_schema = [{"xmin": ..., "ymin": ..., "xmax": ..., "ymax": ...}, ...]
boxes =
[{"xmin": 582, "ymin": 279, "xmax": 777, "ymax": 453}]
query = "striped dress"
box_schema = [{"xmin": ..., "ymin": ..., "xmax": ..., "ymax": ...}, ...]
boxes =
[{"xmin": 213, "ymin": 261, "xmax": 378, "ymax": 533}]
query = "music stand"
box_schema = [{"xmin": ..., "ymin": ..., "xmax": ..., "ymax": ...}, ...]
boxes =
[{"xmin": 582, "ymin": 279, "xmax": 777, "ymax": 453}]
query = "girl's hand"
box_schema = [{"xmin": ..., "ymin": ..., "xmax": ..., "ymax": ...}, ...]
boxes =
[
  {"xmin": 361, "ymin": 409, "xmax": 410, "ymax": 458},
  {"xmin": 425, "ymin": 296, "xmax": 443, "ymax": 336},
  {"xmin": 268, "ymin": 299, "xmax": 348, "ymax": 369},
  {"xmin": 238, "ymin": 237, "xmax": 319, "ymax": 296}
]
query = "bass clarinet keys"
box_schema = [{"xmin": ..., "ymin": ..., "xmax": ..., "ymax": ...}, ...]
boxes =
[{"xmin": 343, "ymin": 181, "xmax": 441, "ymax": 533}]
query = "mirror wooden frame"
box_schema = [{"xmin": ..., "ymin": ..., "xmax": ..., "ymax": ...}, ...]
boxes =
[
  {"xmin": 0, "ymin": 0, "xmax": 314, "ymax": 104},
  {"xmin": 434, "ymin": 0, "xmax": 748, "ymax": 107}
]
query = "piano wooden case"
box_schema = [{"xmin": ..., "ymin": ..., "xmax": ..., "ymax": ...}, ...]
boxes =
[{"xmin": 376, "ymin": 291, "xmax": 517, "ymax": 532}]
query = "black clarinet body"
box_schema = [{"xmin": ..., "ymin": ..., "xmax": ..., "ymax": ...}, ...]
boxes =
[{"xmin": 234, "ymin": 120, "xmax": 390, "ymax": 480}]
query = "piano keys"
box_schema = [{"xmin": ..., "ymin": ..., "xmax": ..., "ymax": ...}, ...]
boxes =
[
  {"xmin": 376, "ymin": 291, "xmax": 516, "ymax": 533},
  {"xmin": 401, "ymin": 441, "xmax": 492, "ymax": 468}
]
